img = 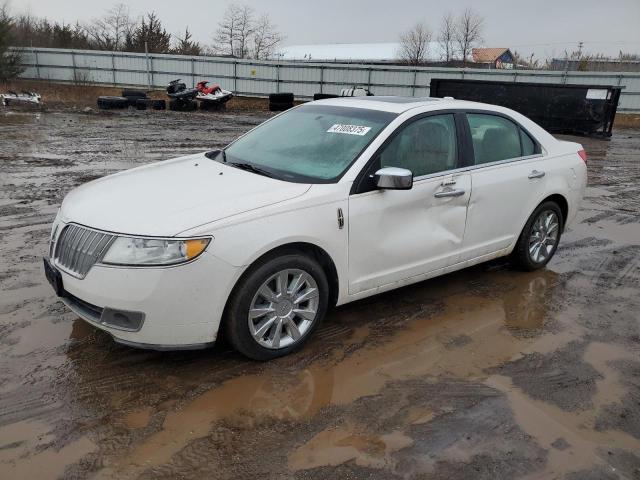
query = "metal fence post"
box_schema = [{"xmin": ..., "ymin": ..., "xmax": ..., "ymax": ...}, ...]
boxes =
[
  {"xmin": 34, "ymin": 48, "xmax": 40, "ymax": 79},
  {"xmin": 367, "ymin": 67, "xmax": 372, "ymax": 91},
  {"xmin": 412, "ymin": 69, "xmax": 417, "ymax": 96},
  {"xmin": 191, "ymin": 57, "xmax": 196, "ymax": 88},
  {"xmin": 276, "ymin": 62, "xmax": 280, "ymax": 93},
  {"xmin": 144, "ymin": 42, "xmax": 152, "ymax": 89},
  {"xmin": 233, "ymin": 60, "xmax": 238, "ymax": 93},
  {"xmin": 320, "ymin": 66, "xmax": 324, "ymax": 94},
  {"xmin": 71, "ymin": 50, "xmax": 76, "ymax": 82},
  {"xmin": 111, "ymin": 52, "xmax": 117, "ymax": 86}
]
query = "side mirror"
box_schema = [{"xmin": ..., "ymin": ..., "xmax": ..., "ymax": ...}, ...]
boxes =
[{"xmin": 373, "ymin": 167, "xmax": 413, "ymax": 190}]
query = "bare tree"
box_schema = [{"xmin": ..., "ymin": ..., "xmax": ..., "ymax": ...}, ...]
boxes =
[
  {"xmin": 213, "ymin": 4, "xmax": 256, "ymax": 58},
  {"xmin": 454, "ymin": 8, "xmax": 483, "ymax": 65},
  {"xmin": 398, "ymin": 22, "xmax": 431, "ymax": 66},
  {"xmin": 86, "ymin": 3, "xmax": 136, "ymax": 51},
  {"xmin": 213, "ymin": 4, "xmax": 239, "ymax": 56},
  {"xmin": 234, "ymin": 5, "xmax": 255, "ymax": 59},
  {"xmin": 438, "ymin": 13, "xmax": 455, "ymax": 63},
  {"xmin": 252, "ymin": 14, "xmax": 282, "ymax": 60}
]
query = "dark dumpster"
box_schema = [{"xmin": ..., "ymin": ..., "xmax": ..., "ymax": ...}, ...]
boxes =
[{"xmin": 429, "ymin": 78, "xmax": 622, "ymax": 137}]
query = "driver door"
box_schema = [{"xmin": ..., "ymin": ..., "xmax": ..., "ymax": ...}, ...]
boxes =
[{"xmin": 348, "ymin": 113, "xmax": 471, "ymax": 295}]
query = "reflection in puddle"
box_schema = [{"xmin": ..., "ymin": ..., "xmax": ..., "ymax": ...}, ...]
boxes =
[{"xmin": 98, "ymin": 268, "xmax": 564, "ymax": 477}]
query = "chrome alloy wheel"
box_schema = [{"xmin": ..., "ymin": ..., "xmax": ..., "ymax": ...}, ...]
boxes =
[
  {"xmin": 528, "ymin": 210, "xmax": 560, "ymax": 264},
  {"xmin": 248, "ymin": 269, "xmax": 319, "ymax": 349}
]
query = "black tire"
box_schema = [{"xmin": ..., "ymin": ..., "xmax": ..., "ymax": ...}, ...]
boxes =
[
  {"xmin": 97, "ymin": 96, "xmax": 129, "ymax": 109},
  {"xmin": 269, "ymin": 102, "xmax": 293, "ymax": 112},
  {"xmin": 152, "ymin": 99, "xmax": 166, "ymax": 110},
  {"xmin": 135, "ymin": 99, "xmax": 148, "ymax": 110},
  {"xmin": 269, "ymin": 92, "xmax": 294, "ymax": 103},
  {"xmin": 224, "ymin": 253, "xmax": 329, "ymax": 361},
  {"xmin": 313, "ymin": 93, "xmax": 339, "ymax": 100},
  {"xmin": 121, "ymin": 89, "xmax": 147, "ymax": 98},
  {"xmin": 511, "ymin": 201, "xmax": 563, "ymax": 271}
]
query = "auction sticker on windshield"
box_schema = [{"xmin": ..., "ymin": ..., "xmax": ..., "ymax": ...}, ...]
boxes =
[{"xmin": 327, "ymin": 124, "xmax": 372, "ymax": 136}]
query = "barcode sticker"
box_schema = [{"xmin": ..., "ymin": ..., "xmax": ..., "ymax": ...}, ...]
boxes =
[{"xmin": 327, "ymin": 124, "xmax": 372, "ymax": 136}]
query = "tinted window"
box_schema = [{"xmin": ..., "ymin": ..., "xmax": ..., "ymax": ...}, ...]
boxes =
[
  {"xmin": 467, "ymin": 114, "xmax": 521, "ymax": 164},
  {"xmin": 378, "ymin": 114, "xmax": 458, "ymax": 177},
  {"xmin": 224, "ymin": 105, "xmax": 396, "ymax": 183},
  {"xmin": 520, "ymin": 129, "xmax": 536, "ymax": 156}
]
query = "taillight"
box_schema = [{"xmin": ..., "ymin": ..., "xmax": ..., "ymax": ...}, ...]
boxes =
[{"xmin": 578, "ymin": 149, "xmax": 587, "ymax": 163}]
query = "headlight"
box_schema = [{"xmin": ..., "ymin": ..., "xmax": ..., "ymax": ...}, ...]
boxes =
[{"xmin": 101, "ymin": 237, "xmax": 211, "ymax": 266}]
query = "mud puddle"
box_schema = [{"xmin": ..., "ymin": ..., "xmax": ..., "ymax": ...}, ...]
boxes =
[{"xmin": 0, "ymin": 112, "xmax": 639, "ymax": 479}]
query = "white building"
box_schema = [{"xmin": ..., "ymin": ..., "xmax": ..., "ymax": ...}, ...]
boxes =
[{"xmin": 276, "ymin": 42, "xmax": 443, "ymax": 62}]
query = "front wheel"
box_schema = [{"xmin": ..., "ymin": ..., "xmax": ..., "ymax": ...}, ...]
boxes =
[
  {"xmin": 224, "ymin": 253, "xmax": 329, "ymax": 361},
  {"xmin": 511, "ymin": 201, "xmax": 563, "ymax": 271}
]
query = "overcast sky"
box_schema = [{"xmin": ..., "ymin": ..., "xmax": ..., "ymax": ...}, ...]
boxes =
[{"xmin": 10, "ymin": 0, "xmax": 640, "ymax": 59}]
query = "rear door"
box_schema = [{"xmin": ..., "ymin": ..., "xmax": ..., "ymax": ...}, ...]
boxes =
[
  {"xmin": 348, "ymin": 112, "xmax": 471, "ymax": 294},
  {"xmin": 460, "ymin": 111, "xmax": 547, "ymax": 261}
]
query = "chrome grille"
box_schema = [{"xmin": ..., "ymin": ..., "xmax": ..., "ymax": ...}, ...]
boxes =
[{"xmin": 53, "ymin": 224, "xmax": 115, "ymax": 278}]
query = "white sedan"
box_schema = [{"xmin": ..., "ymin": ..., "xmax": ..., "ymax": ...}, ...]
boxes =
[{"xmin": 44, "ymin": 97, "xmax": 587, "ymax": 360}]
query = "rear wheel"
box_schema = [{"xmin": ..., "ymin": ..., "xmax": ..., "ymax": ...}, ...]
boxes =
[
  {"xmin": 224, "ymin": 254, "xmax": 329, "ymax": 361},
  {"xmin": 511, "ymin": 201, "xmax": 563, "ymax": 271}
]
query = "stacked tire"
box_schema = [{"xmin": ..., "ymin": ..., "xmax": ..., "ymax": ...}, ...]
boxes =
[
  {"xmin": 122, "ymin": 89, "xmax": 147, "ymax": 107},
  {"xmin": 269, "ymin": 93, "xmax": 294, "ymax": 112},
  {"xmin": 136, "ymin": 99, "xmax": 166, "ymax": 111},
  {"xmin": 97, "ymin": 96, "xmax": 129, "ymax": 109}
]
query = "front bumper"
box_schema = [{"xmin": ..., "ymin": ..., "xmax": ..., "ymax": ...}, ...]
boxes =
[{"xmin": 47, "ymin": 251, "xmax": 241, "ymax": 348}]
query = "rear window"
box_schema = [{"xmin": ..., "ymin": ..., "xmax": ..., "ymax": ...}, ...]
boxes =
[
  {"xmin": 467, "ymin": 113, "xmax": 538, "ymax": 165},
  {"xmin": 520, "ymin": 129, "xmax": 536, "ymax": 156}
]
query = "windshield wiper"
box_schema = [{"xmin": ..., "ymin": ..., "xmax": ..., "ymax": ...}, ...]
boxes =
[{"xmin": 228, "ymin": 162, "xmax": 274, "ymax": 178}]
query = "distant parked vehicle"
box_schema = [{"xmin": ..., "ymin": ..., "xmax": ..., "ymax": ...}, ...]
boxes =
[
  {"xmin": 1, "ymin": 91, "xmax": 41, "ymax": 106},
  {"xmin": 340, "ymin": 86, "xmax": 373, "ymax": 97},
  {"xmin": 44, "ymin": 97, "xmax": 586, "ymax": 360}
]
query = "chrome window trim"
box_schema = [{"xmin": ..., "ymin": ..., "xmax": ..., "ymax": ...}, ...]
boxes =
[{"xmin": 411, "ymin": 153, "xmax": 544, "ymax": 183}]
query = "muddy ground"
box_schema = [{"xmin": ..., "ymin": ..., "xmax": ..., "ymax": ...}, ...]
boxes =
[{"xmin": 0, "ymin": 107, "xmax": 639, "ymax": 480}]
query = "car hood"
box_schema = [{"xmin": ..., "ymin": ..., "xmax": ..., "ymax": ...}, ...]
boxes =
[{"xmin": 59, "ymin": 153, "xmax": 311, "ymax": 236}]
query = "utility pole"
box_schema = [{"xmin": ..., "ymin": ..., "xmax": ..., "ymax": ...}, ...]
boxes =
[{"xmin": 577, "ymin": 41, "xmax": 583, "ymax": 59}]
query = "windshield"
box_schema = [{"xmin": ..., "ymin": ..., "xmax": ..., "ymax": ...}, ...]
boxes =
[{"xmin": 223, "ymin": 104, "xmax": 397, "ymax": 183}]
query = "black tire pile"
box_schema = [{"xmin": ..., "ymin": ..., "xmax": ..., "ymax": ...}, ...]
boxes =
[
  {"xmin": 168, "ymin": 99, "xmax": 198, "ymax": 112},
  {"xmin": 269, "ymin": 93, "xmax": 294, "ymax": 111},
  {"xmin": 97, "ymin": 90, "xmax": 166, "ymax": 111}
]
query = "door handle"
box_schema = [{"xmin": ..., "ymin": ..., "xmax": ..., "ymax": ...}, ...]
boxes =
[
  {"xmin": 528, "ymin": 170, "xmax": 545, "ymax": 179},
  {"xmin": 434, "ymin": 188, "xmax": 465, "ymax": 198}
]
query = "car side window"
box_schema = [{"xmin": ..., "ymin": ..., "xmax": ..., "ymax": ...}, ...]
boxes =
[
  {"xmin": 378, "ymin": 114, "xmax": 458, "ymax": 177},
  {"xmin": 520, "ymin": 129, "xmax": 536, "ymax": 156},
  {"xmin": 467, "ymin": 113, "xmax": 523, "ymax": 165}
]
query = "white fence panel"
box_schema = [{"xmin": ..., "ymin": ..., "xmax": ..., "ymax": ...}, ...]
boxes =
[{"xmin": 13, "ymin": 47, "xmax": 640, "ymax": 112}]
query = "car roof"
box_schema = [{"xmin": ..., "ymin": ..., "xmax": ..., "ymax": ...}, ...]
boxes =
[{"xmin": 310, "ymin": 96, "xmax": 498, "ymax": 114}]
